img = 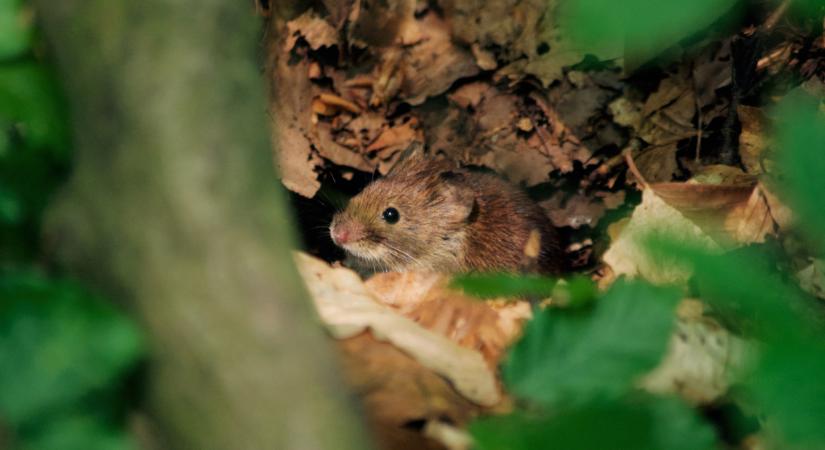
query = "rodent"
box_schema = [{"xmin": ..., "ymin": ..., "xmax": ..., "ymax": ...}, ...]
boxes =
[{"xmin": 329, "ymin": 155, "xmax": 563, "ymax": 274}]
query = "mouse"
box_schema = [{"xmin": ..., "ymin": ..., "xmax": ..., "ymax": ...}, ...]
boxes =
[{"xmin": 329, "ymin": 154, "xmax": 563, "ymax": 274}]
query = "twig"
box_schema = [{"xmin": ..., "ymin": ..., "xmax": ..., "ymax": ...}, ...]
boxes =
[{"xmin": 624, "ymin": 148, "xmax": 649, "ymax": 190}]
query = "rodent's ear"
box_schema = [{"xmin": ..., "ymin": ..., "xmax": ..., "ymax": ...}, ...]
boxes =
[
  {"xmin": 442, "ymin": 183, "xmax": 478, "ymax": 223},
  {"xmin": 386, "ymin": 143, "xmax": 425, "ymax": 177}
]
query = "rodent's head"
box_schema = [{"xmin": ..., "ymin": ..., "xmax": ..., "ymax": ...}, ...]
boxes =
[{"xmin": 329, "ymin": 158, "xmax": 477, "ymax": 271}]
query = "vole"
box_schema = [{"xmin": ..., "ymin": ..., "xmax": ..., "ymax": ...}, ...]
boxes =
[{"xmin": 329, "ymin": 154, "xmax": 563, "ymax": 274}]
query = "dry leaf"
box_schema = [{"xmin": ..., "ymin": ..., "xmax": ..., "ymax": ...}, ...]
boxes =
[
  {"xmin": 397, "ymin": 10, "xmax": 480, "ymax": 105},
  {"xmin": 634, "ymin": 143, "xmax": 680, "ymax": 183},
  {"xmin": 338, "ymin": 333, "xmax": 477, "ymax": 450},
  {"xmin": 797, "ymin": 259, "xmax": 825, "ymax": 300},
  {"xmin": 737, "ymin": 105, "xmax": 768, "ymax": 175},
  {"xmin": 651, "ymin": 180, "xmax": 777, "ymax": 245},
  {"xmin": 285, "ymin": 11, "xmax": 339, "ymax": 52},
  {"xmin": 642, "ymin": 300, "xmax": 749, "ymax": 405},
  {"xmin": 366, "ymin": 272, "xmax": 532, "ymax": 366},
  {"xmin": 602, "ymin": 188, "xmax": 720, "ymax": 285},
  {"xmin": 294, "ymin": 252, "xmax": 501, "ymax": 406}
]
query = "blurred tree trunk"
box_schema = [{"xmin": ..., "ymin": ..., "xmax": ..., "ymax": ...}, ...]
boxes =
[{"xmin": 35, "ymin": 1, "xmax": 370, "ymax": 449}]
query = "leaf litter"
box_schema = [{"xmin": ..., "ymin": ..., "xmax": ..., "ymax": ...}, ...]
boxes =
[{"xmin": 267, "ymin": 0, "xmax": 825, "ymax": 447}]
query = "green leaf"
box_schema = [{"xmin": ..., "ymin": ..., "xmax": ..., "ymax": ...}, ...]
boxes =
[
  {"xmin": 0, "ymin": 184, "xmax": 23, "ymax": 224},
  {"xmin": 0, "ymin": 272, "xmax": 143, "ymax": 426},
  {"xmin": 20, "ymin": 414, "xmax": 136, "ymax": 450},
  {"xmin": 651, "ymin": 243, "xmax": 825, "ymax": 447},
  {"xmin": 773, "ymin": 89, "xmax": 825, "ymax": 242},
  {"xmin": 0, "ymin": 0, "xmax": 32, "ymax": 60},
  {"xmin": 561, "ymin": 0, "xmax": 740, "ymax": 65},
  {"xmin": 503, "ymin": 279, "xmax": 680, "ymax": 406},
  {"xmin": 450, "ymin": 273, "xmax": 556, "ymax": 299},
  {"xmin": 551, "ymin": 275, "xmax": 598, "ymax": 308},
  {"xmin": 470, "ymin": 397, "xmax": 716, "ymax": 450},
  {"xmin": 0, "ymin": 62, "xmax": 70, "ymax": 156}
]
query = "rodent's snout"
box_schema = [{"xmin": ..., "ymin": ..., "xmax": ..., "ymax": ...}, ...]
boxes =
[
  {"xmin": 329, "ymin": 217, "xmax": 364, "ymax": 247},
  {"xmin": 330, "ymin": 225, "xmax": 350, "ymax": 245}
]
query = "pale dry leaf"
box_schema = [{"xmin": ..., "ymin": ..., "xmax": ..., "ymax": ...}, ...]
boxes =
[
  {"xmin": 294, "ymin": 252, "xmax": 501, "ymax": 406},
  {"xmin": 285, "ymin": 11, "xmax": 339, "ymax": 51},
  {"xmin": 724, "ymin": 183, "xmax": 776, "ymax": 244},
  {"xmin": 603, "ymin": 188, "xmax": 720, "ymax": 285},
  {"xmin": 423, "ymin": 421, "xmax": 473, "ymax": 450},
  {"xmin": 609, "ymin": 96, "xmax": 643, "ymax": 130},
  {"xmin": 642, "ymin": 300, "xmax": 749, "ymax": 405},
  {"xmin": 760, "ymin": 184, "xmax": 794, "ymax": 231},
  {"xmin": 797, "ymin": 259, "xmax": 825, "ymax": 300}
]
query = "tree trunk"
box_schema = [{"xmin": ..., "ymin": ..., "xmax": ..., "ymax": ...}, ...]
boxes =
[{"xmin": 35, "ymin": 1, "xmax": 370, "ymax": 449}]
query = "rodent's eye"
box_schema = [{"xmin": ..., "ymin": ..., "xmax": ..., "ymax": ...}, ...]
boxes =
[{"xmin": 382, "ymin": 207, "xmax": 400, "ymax": 224}]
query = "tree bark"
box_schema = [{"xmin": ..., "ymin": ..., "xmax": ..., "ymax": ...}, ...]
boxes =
[{"xmin": 35, "ymin": 1, "xmax": 370, "ymax": 449}]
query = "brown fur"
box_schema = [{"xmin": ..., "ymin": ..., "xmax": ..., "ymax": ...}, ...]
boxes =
[{"xmin": 330, "ymin": 157, "xmax": 562, "ymax": 274}]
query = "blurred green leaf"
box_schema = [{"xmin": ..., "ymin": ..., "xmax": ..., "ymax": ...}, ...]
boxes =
[
  {"xmin": 773, "ymin": 89, "xmax": 825, "ymax": 243},
  {"xmin": 0, "ymin": 0, "xmax": 31, "ymax": 60},
  {"xmin": 0, "ymin": 185, "xmax": 22, "ymax": 224},
  {"xmin": 0, "ymin": 62, "xmax": 70, "ymax": 155},
  {"xmin": 562, "ymin": 0, "xmax": 739, "ymax": 64},
  {"xmin": 450, "ymin": 273, "xmax": 556, "ymax": 299},
  {"xmin": 470, "ymin": 397, "xmax": 716, "ymax": 450},
  {"xmin": 503, "ymin": 279, "xmax": 680, "ymax": 406},
  {"xmin": 650, "ymin": 241, "xmax": 825, "ymax": 447},
  {"xmin": 20, "ymin": 414, "xmax": 135, "ymax": 450},
  {"xmin": 551, "ymin": 275, "xmax": 598, "ymax": 308},
  {"xmin": 0, "ymin": 272, "xmax": 143, "ymax": 426}
]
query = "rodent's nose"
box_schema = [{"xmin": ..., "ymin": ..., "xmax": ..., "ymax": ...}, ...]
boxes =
[{"xmin": 331, "ymin": 225, "xmax": 351, "ymax": 245}]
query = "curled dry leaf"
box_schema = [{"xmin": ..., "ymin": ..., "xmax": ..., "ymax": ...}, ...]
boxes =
[
  {"xmin": 642, "ymin": 300, "xmax": 750, "ymax": 405},
  {"xmin": 365, "ymin": 272, "xmax": 532, "ymax": 366},
  {"xmin": 652, "ymin": 179, "xmax": 777, "ymax": 246},
  {"xmin": 602, "ymin": 188, "xmax": 720, "ymax": 285},
  {"xmin": 294, "ymin": 252, "xmax": 501, "ymax": 407}
]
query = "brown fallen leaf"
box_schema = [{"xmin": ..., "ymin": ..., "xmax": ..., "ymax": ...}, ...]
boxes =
[
  {"xmin": 365, "ymin": 118, "xmax": 424, "ymax": 163},
  {"xmin": 737, "ymin": 105, "xmax": 768, "ymax": 175},
  {"xmin": 397, "ymin": 10, "xmax": 480, "ymax": 105},
  {"xmin": 365, "ymin": 271, "xmax": 532, "ymax": 366},
  {"xmin": 285, "ymin": 10, "xmax": 339, "ymax": 52},
  {"xmin": 638, "ymin": 70, "xmax": 697, "ymax": 146},
  {"xmin": 338, "ymin": 333, "xmax": 478, "ymax": 450},
  {"xmin": 294, "ymin": 252, "xmax": 501, "ymax": 406},
  {"xmin": 651, "ymin": 180, "xmax": 777, "ymax": 245},
  {"xmin": 633, "ymin": 143, "xmax": 680, "ymax": 183}
]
